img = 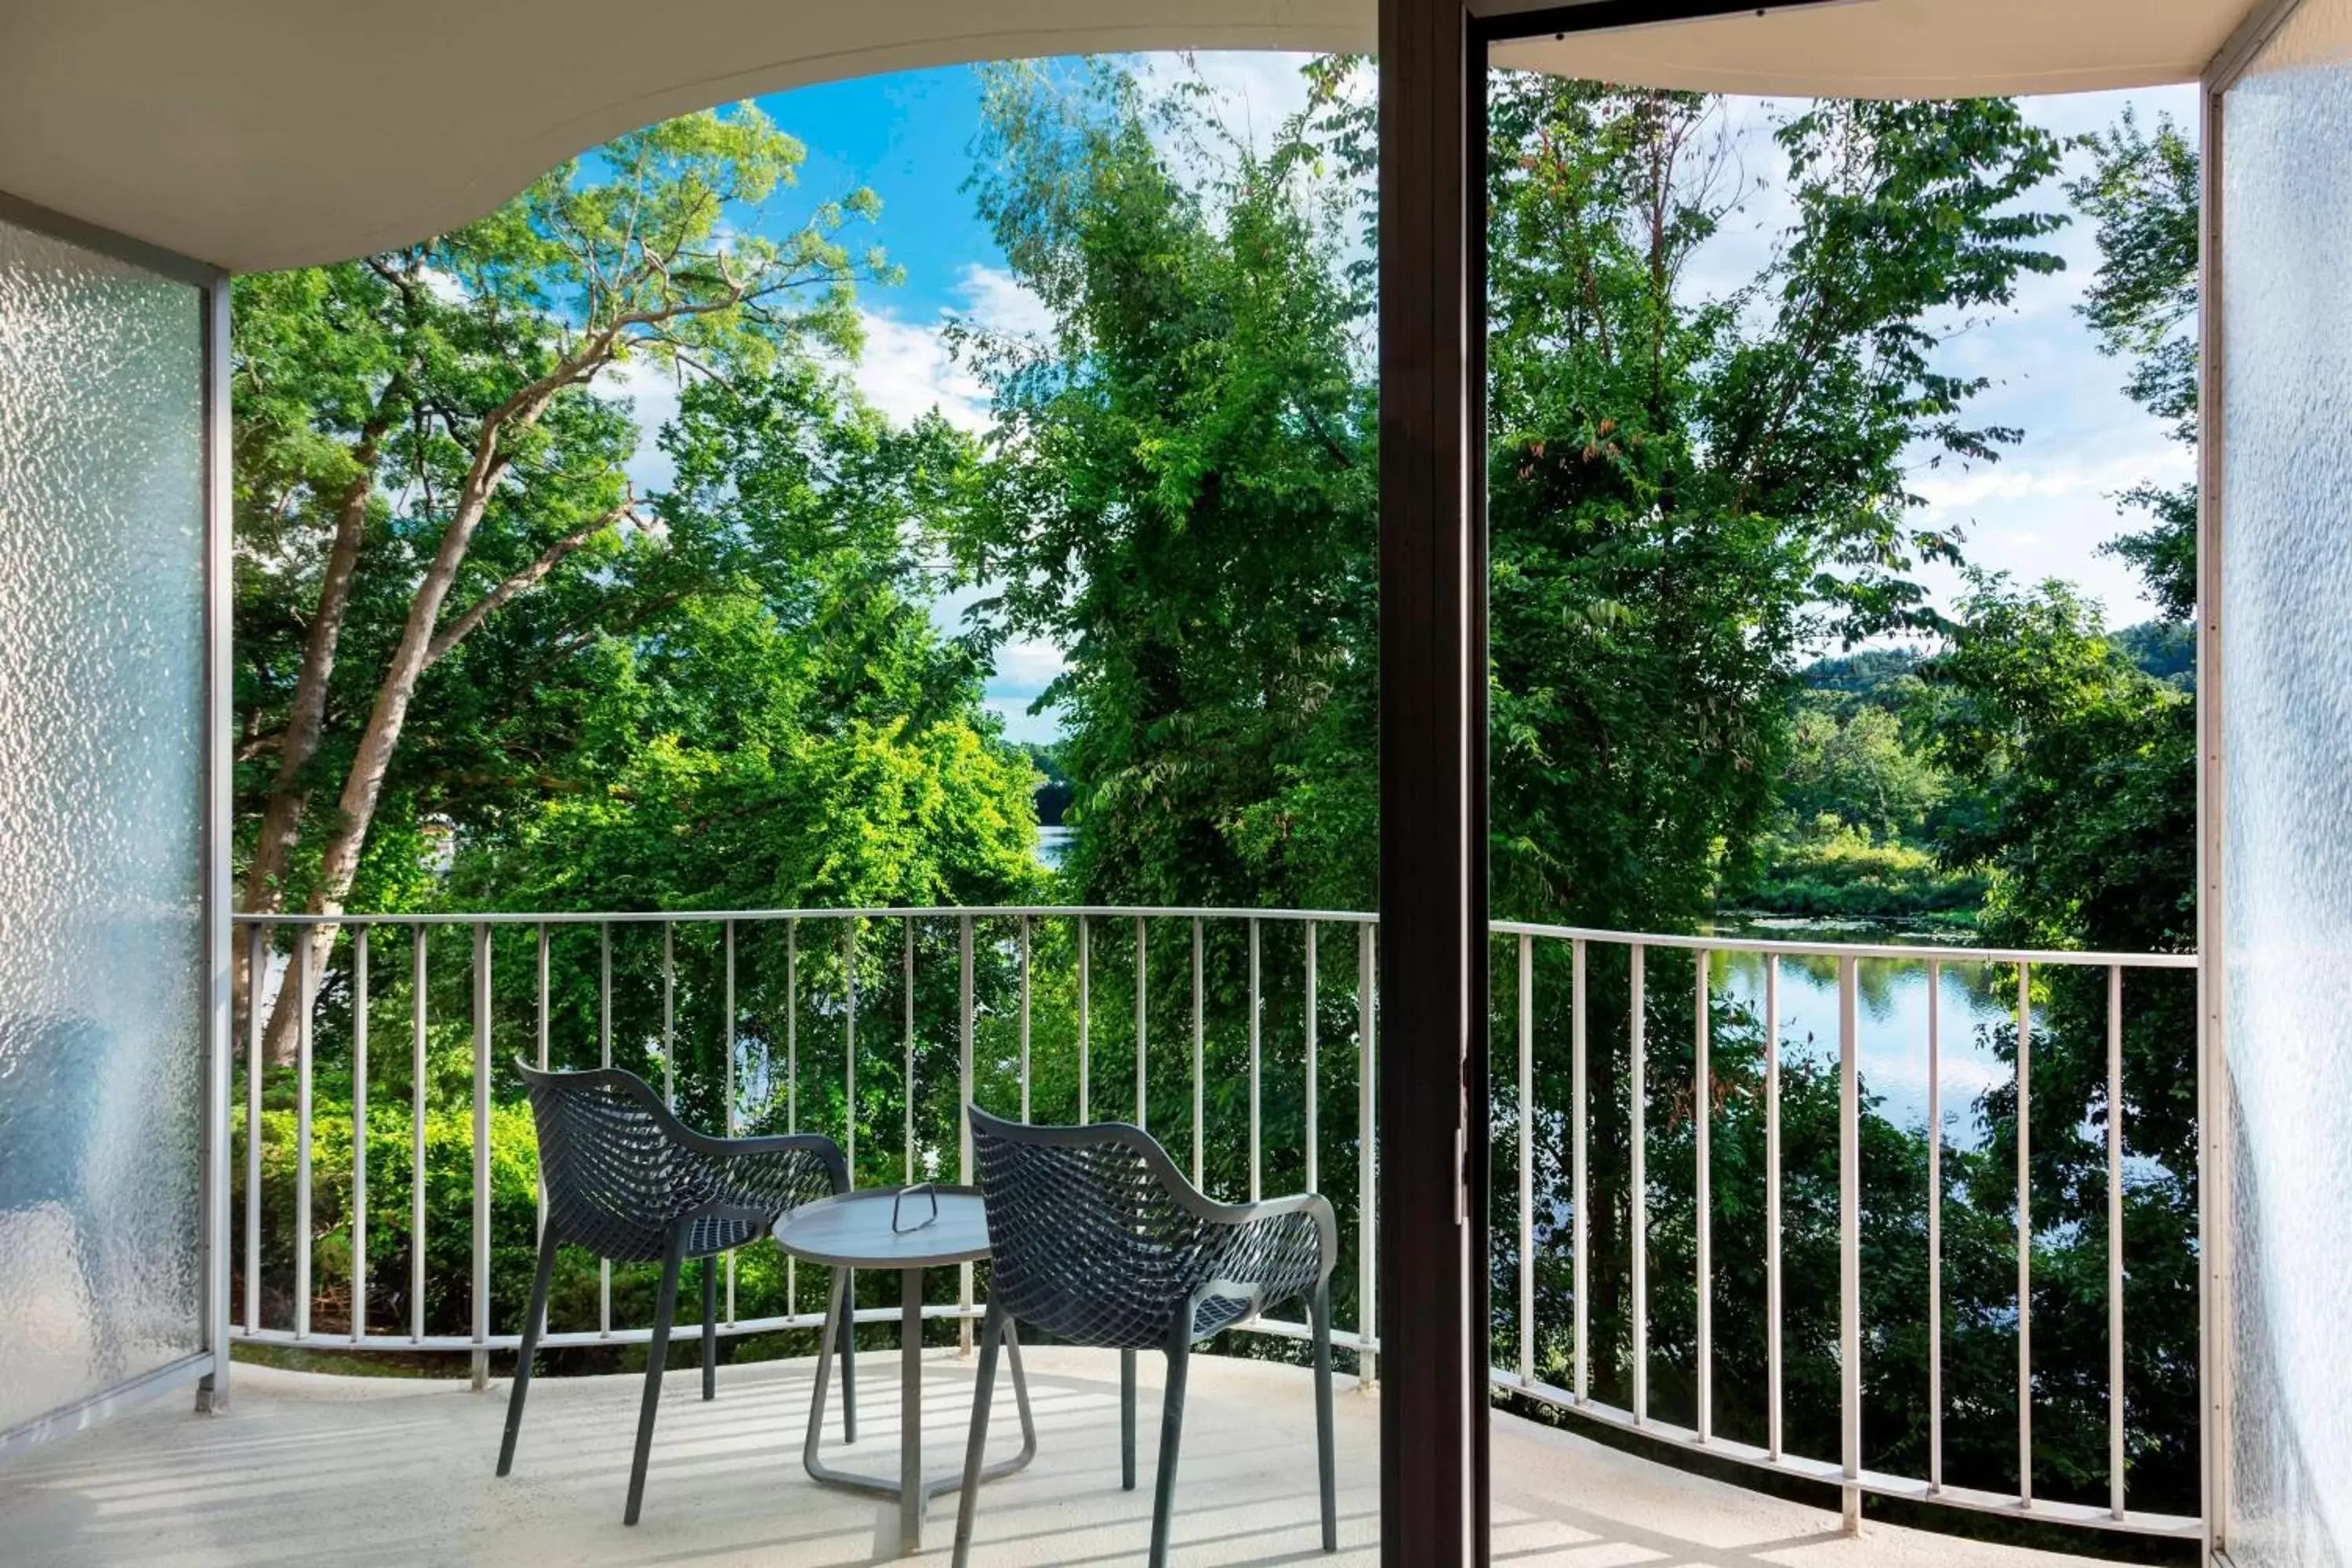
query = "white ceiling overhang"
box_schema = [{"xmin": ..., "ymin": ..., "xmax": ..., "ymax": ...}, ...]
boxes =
[{"xmin": 0, "ymin": 0, "xmax": 2262, "ymax": 274}]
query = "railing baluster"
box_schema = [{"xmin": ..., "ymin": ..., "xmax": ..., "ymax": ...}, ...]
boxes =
[
  {"xmin": 1078, "ymin": 913, "xmax": 1091, "ymax": 1123},
  {"xmin": 1018, "ymin": 915, "xmax": 1031, "ymax": 1123},
  {"xmin": 244, "ymin": 924, "xmax": 261, "ymax": 1337},
  {"xmin": 662, "ymin": 923, "xmax": 675, "ymax": 1108},
  {"xmin": 1765, "ymin": 953, "xmax": 1781, "ymax": 1458},
  {"xmin": 470, "ymin": 921, "xmax": 491, "ymax": 1389},
  {"xmin": 960, "ymin": 916, "xmax": 976, "ymax": 1351},
  {"xmin": 902, "ymin": 916, "xmax": 915, "ymax": 1185},
  {"xmin": 537, "ymin": 924, "xmax": 550, "ymax": 1072},
  {"xmin": 1928, "ymin": 957, "xmax": 1943, "ymax": 1494},
  {"xmin": 1572, "ymin": 935, "xmax": 1588, "ymax": 1406},
  {"xmin": 1305, "ymin": 921, "xmax": 1319, "ymax": 1198},
  {"xmin": 1631, "ymin": 942, "xmax": 1646, "ymax": 1425},
  {"xmin": 1357, "ymin": 922, "xmax": 1377, "ymax": 1390},
  {"xmin": 1249, "ymin": 916, "xmax": 1262, "ymax": 1203},
  {"xmin": 844, "ymin": 921, "xmax": 858, "ymax": 1179},
  {"xmin": 2108, "ymin": 962, "xmax": 2125, "ymax": 1521},
  {"xmin": 1696, "ymin": 946, "xmax": 1711, "ymax": 1444},
  {"xmin": 1839, "ymin": 953, "xmax": 1861, "ymax": 1532},
  {"xmin": 726, "ymin": 918, "xmax": 738, "ymax": 1324},
  {"xmin": 1135, "ymin": 916, "xmax": 1149, "ymax": 1131},
  {"xmin": 1192, "ymin": 916, "xmax": 1205, "ymax": 1187},
  {"xmin": 411, "ymin": 929, "xmax": 426, "ymax": 1344},
  {"xmin": 535, "ymin": 924, "xmax": 549, "ymax": 1252},
  {"xmin": 599, "ymin": 920, "xmax": 612, "ymax": 1338},
  {"xmin": 353, "ymin": 927, "xmax": 368, "ymax": 1344},
  {"xmin": 2019, "ymin": 961, "xmax": 2034, "ymax": 1510},
  {"xmin": 1518, "ymin": 932, "xmax": 1534, "ymax": 1388},
  {"xmin": 786, "ymin": 919, "xmax": 798, "ymax": 1310},
  {"xmin": 295, "ymin": 925, "xmax": 314, "ymax": 1341}
]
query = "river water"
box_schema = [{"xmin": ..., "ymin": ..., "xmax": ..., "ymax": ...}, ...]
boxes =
[
  {"xmin": 1707, "ymin": 916, "xmax": 2015, "ymax": 1150},
  {"xmin": 1032, "ymin": 823, "xmax": 2015, "ymax": 1148}
]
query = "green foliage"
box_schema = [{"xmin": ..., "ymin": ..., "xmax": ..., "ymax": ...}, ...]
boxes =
[
  {"xmin": 950, "ymin": 60, "xmax": 1377, "ymax": 913},
  {"xmin": 1483, "ymin": 84, "xmax": 2063, "ymax": 925},
  {"xmin": 2069, "ymin": 108, "xmax": 2201, "ymax": 621},
  {"xmin": 1731, "ymin": 815, "xmax": 1985, "ymax": 917},
  {"xmin": 232, "ymin": 103, "xmax": 906, "ymax": 917},
  {"xmin": 1922, "ymin": 575, "xmax": 2195, "ymax": 953}
]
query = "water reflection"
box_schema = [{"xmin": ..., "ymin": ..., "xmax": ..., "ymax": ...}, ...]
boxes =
[
  {"xmin": 1708, "ymin": 919, "xmax": 2015, "ymax": 1149},
  {"xmin": 1036, "ymin": 824, "xmax": 1074, "ymax": 871}
]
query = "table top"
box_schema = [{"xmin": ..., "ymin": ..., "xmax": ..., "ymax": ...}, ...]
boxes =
[{"xmin": 773, "ymin": 1186, "xmax": 993, "ymax": 1269}]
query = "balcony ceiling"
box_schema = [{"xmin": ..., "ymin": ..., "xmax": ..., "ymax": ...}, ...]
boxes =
[{"xmin": 0, "ymin": 0, "xmax": 2263, "ymax": 274}]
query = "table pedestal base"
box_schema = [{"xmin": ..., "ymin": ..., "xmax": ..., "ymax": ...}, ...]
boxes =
[{"xmin": 801, "ymin": 1266, "xmax": 1036, "ymax": 1555}]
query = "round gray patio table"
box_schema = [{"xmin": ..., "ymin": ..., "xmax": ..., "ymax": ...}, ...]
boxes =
[{"xmin": 775, "ymin": 1186, "xmax": 1035, "ymax": 1555}]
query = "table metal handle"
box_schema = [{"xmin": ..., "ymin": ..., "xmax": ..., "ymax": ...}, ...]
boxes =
[{"xmin": 891, "ymin": 1183, "xmax": 939, "ymax": 1234}]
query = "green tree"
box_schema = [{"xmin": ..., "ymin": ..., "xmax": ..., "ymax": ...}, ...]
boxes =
[
  {"xmin": 236, "ymin": 107, "xmax": 891, "ymax": 1060},
  {"xmin": 949, "ymin": 60, "xmax": 1377, "ymax": 913},
  {"xmin": 2070, "ymin": 108, "xmax": 2200, "ymax": 619},
  {"xmin": 1918, "ymin": 574, "xmax": 2199, "ymax": 1508},
  {"xmin": 1483, "ymin": 82, "xmax": 2065, "ymax": 925}
]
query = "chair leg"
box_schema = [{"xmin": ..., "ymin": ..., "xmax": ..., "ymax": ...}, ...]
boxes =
[
  {"xmin": 839, "ymin": 1266, "xmax": 857, "ymax": 1444},
  {"xmin": 1121, "ymin": 1348, "xmax": 1138, "ymax": 1490},
  {"xmin": 625, "ymin": 1232, "xmax": 686, "ymax": 1526},
  {"xmin": 1312, "ymin": 1279, "xmax": 1337, "ymax": 1552},
  {"xmin": 495, "ymin": 1227, "xmax": 561, "ymax": 1477},
  {"xmin": 1149, "ymin": 1325, "xmax": 1192, "ymax": 1568},
  {"xmin": 702, "ymin": 1256, "xmax": 718, "ymax": 1402},
  {"xmin": 950, "ymin": 1300, "xmax": 1007, "ymax": 1568}
]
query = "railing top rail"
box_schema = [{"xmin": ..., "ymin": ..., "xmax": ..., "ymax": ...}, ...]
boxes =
[
  {"xmin": 1488, "ymin": 919, "xmax": 2200, "ymax": 970},
  {"xmin": 230, "ymin": 904, "xmax": 1380, "ymax": 928},
  {"xmin": 231, "ymin": 902, "xmax": 2198, "ymax": 967}
]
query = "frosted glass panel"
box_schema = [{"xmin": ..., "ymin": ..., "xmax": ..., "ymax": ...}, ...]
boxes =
[
  {"xmin": 0, "ymin": 216, "xmax": 207, "ymax": 1433},
  {"xmin": 2221, "ymin": 2, "xmax": 2352, "ymax": 1562}
]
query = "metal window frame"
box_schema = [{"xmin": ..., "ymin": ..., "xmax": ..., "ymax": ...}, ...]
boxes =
[{"xmin": 0, "ymin": 189, "xmax": 234, "ymax": 1443}]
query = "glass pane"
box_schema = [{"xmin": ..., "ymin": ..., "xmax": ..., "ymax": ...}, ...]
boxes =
[
  {"xmin": 0, "ymin": 215, "xmax": 207, "ymax": 1432},
  {"xmin": 2220, "ymin": 2, "xmax": 2352, "ymax": 1561}
]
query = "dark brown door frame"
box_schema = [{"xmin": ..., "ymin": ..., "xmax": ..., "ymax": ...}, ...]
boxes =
[
  {"xmin": 1376, "ymin": 0, "xmax": 1486, "ymax": 1557},
  {"xmin": 1374, "ymin": 3, "xmax": 1847, "ymax": 1560}
]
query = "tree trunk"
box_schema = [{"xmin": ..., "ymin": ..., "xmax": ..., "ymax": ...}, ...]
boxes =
[
  {"xmin": 256, "ymin": 350, "xmax": 608, "ymax": 1065},
  {"xmin": 237, "ymin": 423, "xmax": 387, "ymax": 1045}
]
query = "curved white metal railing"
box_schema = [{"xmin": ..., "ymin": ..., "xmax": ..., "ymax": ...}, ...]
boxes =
[{"xmin": 227, "ymin": 905, "xmax": 2199, "ymax": 1541}]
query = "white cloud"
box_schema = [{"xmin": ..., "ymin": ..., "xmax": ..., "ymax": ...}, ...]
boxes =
[
  {"xmin": 1140, "ymin": 51, "xmax": 1319, "ymax": 163},
  {"xmin": 987, "ymin": 695, "xmax": 1066, "ymax": 746},
  {"xmin": 609, "ymin": 354, "xmax": 683, "ymax": 496},
  {"xmin": 846, "ymin": 309, "xmax": 993, "ymax": 431},
  {"xmin": 838, "ymin": 263, "xmax": 1051, "ymax": 433},
  {"xmin": 991, "ymin": 637, "xmax": 1068, "ymax": 696},
  {"xmin": 956, "ymin": 263, "xmax": 1054, "ymax": 339}
]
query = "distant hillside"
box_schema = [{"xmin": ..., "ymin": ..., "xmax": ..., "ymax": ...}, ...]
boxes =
[
  {"xmin": 1796, "ymin": 621, "xmax": 2192, "ymax": 699},
  {"xmin": 1798, "ymin": 647, "xmax": 1926, "ymax": 701},
  {"xmin": 2114, "ymin": 619, "xmax": 2195, "ymax": 687}
]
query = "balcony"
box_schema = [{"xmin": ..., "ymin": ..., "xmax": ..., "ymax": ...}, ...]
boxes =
[
  {"xmin": 3, "ymin": 1344, "xmax": 2124, "ymax": 1566},
  {"xmin": 7, "ymin": 902, "xmax": 2182, "ymax": 1563}
]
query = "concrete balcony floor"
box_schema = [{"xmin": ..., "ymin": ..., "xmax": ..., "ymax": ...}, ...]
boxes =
[{"xmin": 0, "ymin": 1348, "xmax": 2096, "ymax": 1566}]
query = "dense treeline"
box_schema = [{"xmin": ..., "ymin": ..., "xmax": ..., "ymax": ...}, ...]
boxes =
[{"xmin": 229, "ymin": 56, "xmax": 2202, "ymax": 1536}]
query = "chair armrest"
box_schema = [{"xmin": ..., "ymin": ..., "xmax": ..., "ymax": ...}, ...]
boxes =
[
  {"xmin": 673, "ymin": 1135, "xmax": 848, "ymax": 1224},
  {"xmin": 1196, "ymin": 1193, "xmax": 1338, "ymax": 1312}
]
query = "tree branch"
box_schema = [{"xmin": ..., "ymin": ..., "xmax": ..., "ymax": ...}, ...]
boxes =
[{"xmin": 423, "ymin": 501, "xmax": 637, "ymax": 666}]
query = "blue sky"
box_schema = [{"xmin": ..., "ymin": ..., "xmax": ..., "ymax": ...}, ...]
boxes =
[{"xmin": 628, "ymin": 57, "xmax": 2202, "ymax": 745}]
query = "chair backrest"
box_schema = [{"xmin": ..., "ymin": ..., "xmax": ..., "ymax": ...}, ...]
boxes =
[
  {"xmin": 969, "ymin": 1105, "xmax": 1243, "ymax": 1348},
  {"xmin": 517, "ymin": 1062, "xmax": 714, "ymax": 1262}
]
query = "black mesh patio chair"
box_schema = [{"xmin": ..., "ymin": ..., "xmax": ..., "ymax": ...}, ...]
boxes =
[
  {"xmin": 497, "ymin": 1061, "xmax": 855, "ymax": 1524},
  {"xmin": 952, "ymin": 1105, "xmax": 1338, "ymax": 1567}
]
